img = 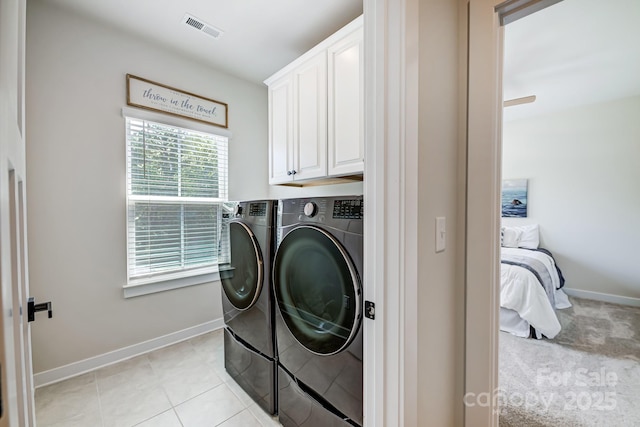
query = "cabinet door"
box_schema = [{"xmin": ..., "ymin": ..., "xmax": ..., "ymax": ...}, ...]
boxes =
[
  {"xmin": 293, "ymin": 51, "xmax": 327, "ymax": 181},
  {"xmin": 268, "ymin": 74, "xmax": 294, "ymax": 184},
  {"xmin": 327, "ymin": 27, "xmax": 364, "ymax": 176}
]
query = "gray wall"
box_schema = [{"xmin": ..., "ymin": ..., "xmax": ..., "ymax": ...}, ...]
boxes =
[
  {"xmin": 417, "ymin": 0, "xmax": 464, "ymax": 424},
  {"xmin": 25, "ymin": 0, "xmax": 272, "ymax": 373},
  {"xmin": 502, "ymin": 96, "xmax": 640, "ymax": 300}
]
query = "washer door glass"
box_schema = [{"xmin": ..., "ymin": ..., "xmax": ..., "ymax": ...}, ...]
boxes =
[
  {"xmin": 220, "ymin": 222, "xmax": 263, "ymax": 310},
  {"xmin": 274, "ymin": 226, "xmax": 361, "ymax": 355}
]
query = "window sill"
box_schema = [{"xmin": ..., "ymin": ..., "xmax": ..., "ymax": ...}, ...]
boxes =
[{"xmin": 124, "ymin": 270, "xmax": 220, "ymax": 298}]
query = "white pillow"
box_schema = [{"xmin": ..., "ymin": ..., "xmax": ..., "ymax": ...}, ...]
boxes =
[
  {"xmin": 501, "ymin": 224, "xmax": 539, "ymax": 249},
  {"xmin": 516, "ymin": 224, "xmax": 539, "ymax": 249},
  {"xmin": 501, "ymin": 227, "xmax": 523, "ymax": 248}
]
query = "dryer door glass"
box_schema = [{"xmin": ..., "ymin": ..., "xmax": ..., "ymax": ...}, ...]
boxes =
[
  {"xmin": 274, "ymin": 226, "xmax": 361, "ymax": 355},
  {"xmin": 220, "ymin": 222, "xmax": 263, "ymax": 310}
]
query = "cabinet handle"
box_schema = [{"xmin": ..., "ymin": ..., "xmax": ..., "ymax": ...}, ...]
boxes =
[
  {"xmin": 287, "ymin": 170, "xmax": 292, "ymax": 176},
  {"xmin": 292, "ymin": 170, "xmax": 297, "ymax": 175}
]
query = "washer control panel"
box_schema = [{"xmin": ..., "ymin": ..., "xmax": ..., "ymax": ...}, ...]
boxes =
[
  {"xmin": 290, "ymin": 197, "xmax": 363, "ymax": 223},
  {"xmin": 332, "ymin": 199, "xmax": 363, "ymax": 219},
  {"xmin": 249, "ymin": 202, "xmax": 267, "ymax": 217},
  {"xmin": 303, "ymin": 202, "xmax": 317, "ymax": 217}
]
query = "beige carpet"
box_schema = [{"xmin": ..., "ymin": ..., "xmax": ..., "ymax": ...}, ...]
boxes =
[{"xmin": 499, "ymin": 296, "xmax": 640, "ymax": 426}]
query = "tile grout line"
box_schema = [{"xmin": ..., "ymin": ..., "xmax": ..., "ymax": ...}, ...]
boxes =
[
  {"xmin": 167, "ymin": 381, "xmax": 247, "ymax": 427},
  {"xmin": 168, "ymin": 342, "xmax": 187, "ymax": 427},
  {"xmin": 144, "ymin": 352, "xmax": 181, "ymax": 426},
  {"xmin": 93, "ymin": 372, "xmax": 106, "ymax": 427},
  {"xmin": 172, "ymin": 407, "xmax": 185, "ymax": 427},
  {"xmin": 213, "ymin": 405, "xmax": 249, "ymax": 427}
]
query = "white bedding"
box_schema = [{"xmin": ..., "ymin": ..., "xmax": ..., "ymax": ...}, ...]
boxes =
[
  {"xmin": 501, "ymin": 247, "xmax": 561, "ymax": 290},
  {"xmin": 500, "ymin": 247, "xmax": 571, "ymax": 339}
]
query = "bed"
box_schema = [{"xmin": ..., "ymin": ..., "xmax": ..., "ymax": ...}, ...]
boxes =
[{"xmin": 499, "ymin": 224, "xmax": 571, "ymax": 339}]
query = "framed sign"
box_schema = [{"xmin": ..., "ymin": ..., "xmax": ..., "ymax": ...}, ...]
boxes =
[{"xmin": 126, "ymin": 74, "xmax": 228, "ymax": 128}]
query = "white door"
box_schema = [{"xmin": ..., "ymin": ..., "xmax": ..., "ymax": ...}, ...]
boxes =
[{"xmin": 0, "ymin": 0, "xmax": 36, "ymax": 425}]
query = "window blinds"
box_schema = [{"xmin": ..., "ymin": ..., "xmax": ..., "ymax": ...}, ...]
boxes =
[{"xmin": 125, "ymin": 117, "xmax": 228, "ymax": 284}]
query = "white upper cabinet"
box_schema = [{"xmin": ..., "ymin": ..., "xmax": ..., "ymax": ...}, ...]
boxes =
[
  {"xmin": 265, "ymin": 16, "xmax": 363, "ymax": 186},
  {"xmin": 328, "ymin": 26, "xmax": 364, "ymax": 176},
  {"xmin": 267, "ymin": 52, "xmax": 327, "ymax": 184}
]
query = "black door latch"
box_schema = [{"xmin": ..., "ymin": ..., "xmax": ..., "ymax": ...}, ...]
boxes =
[
  {"xmin": 364, "ymin": 301, "xmax": 375, "ymax": 320},
  {"xmin": 27, "ymin": 297, "xmax": 52, "ymax": 322}
]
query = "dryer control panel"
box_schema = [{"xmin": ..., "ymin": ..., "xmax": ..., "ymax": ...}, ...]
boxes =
[
  {"xmin": 249, "ymin": 202, "xmax": 267, "ymax": 217},
  {"xmin": 332, "ymin": 199, "xmax": 363, "ymax": 219}
]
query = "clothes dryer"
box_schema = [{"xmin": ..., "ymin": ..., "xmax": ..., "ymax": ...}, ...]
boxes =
[
  {"xmin": 273, "ymin": 196, "xmax": 363, "ymax": 426},
  {"xmin": 219, "ymin": 200, "xmax": 277, "ymax": 415}
]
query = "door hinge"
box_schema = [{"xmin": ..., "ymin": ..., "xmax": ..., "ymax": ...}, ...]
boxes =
[{"xmin": 364, "ymin": 301, "xmax": 375, "ymax": 320}]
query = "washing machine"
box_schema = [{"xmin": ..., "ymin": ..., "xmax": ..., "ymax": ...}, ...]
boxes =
[
  {"xmin": 218, "ymin": 200, "xmax": 277, "ymax": 415},
  {"xmin": 273, "ymin": 196, "xmax": 363, "ymax": 427}
]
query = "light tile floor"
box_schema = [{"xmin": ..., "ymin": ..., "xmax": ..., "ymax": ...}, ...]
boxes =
[{"xmin": 35, "ymin": 329, "xmax": 283, "ymax": 427}]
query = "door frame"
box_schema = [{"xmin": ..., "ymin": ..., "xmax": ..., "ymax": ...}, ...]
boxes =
[
  {"xmin": 364, "ymin": 0, "xmax": 561, "ymax": 425},
  {"xmin": 363, "ymin": 0, "xmax": 420, "ymax": 425},
  {"xmin": 464, "ymin": 0, "xmax": 504, "ymax": 424},
  {"xmin": 364, "ymin": 0, "xmax": 502, "ymax": 424},
  {"xmin": 1, "ymin": 0, "xmax": 35, "ymax": 424},
  {"xmin": 464, "ymin": 0, "xmax": 564, "ymax": 425}
]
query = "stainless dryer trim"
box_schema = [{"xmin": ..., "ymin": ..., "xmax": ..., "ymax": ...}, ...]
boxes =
[
  {"xmin": 273, "ymin": 224, "xmax": 362, "ymax": 356},
  {"xmin": 222, "ymin": 220, "xmax": 264, "ymax": 311}
]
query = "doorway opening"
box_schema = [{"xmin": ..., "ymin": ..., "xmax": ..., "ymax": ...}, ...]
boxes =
[{"xmin": 497, "ymin": 0, "xmax": 640, "ymax": 424}]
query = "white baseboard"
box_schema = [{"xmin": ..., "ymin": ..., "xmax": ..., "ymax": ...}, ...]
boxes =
[
  {"xmin": 563, "ymin": 288, "xmax": 640, "ymax": 308},
  {"xmin": 34, "ymin": 318, "xmax": 224, "ymax": 388}
]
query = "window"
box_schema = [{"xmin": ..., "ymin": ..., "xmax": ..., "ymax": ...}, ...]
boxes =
[{"xmin": 125, "ymin": 116, "xmax": 228, "ymax": 291}]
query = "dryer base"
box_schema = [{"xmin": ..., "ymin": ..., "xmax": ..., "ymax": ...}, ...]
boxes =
[
  {"xmin": 224, "ymin": 328, "xmax": 276, "ymax": 415},
  {"xmin": 277, "ymin": 365, "xmax": 358, "ymax": 427}
]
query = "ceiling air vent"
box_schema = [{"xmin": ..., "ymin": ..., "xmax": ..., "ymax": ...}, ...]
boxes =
[{"xmin": 182, "ymin": 14, "xmax": 224, "ymax": 40}]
